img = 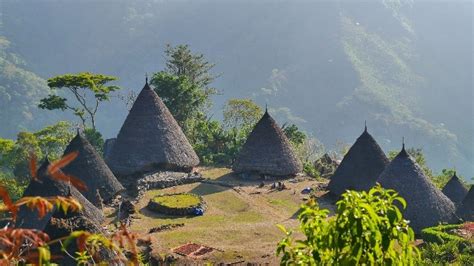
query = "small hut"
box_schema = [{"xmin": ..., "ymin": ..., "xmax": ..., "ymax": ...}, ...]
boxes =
[
  {"xmin": 327, "ymin": 126, "xmax": 389, "ymax": 196},
  {"xmin": 62, "ymin": 132, "xmax": 124, "ymax": 205},
  {"xmin": 15, "ymin": 159, "xmax": 109, "ymax": 264},
  {"xmin": 16, "ymin": 159, "xmax": 104, "ymax": 230},
  {"xmin": 377, "ymin": 146, "xmax": 457, "ymax": 233},
  {"xmin": 457, "ymin": 186, "xmax": 474, "ymax": 221},
  {"xmin": 106, "ymin": 80, "xmax": 199, "ymax": 176},
  {"xmin": 441, "ymin": 173, "xmax": 468, "ymax": 206},
  {"xmin": 232, "ymin": 110, "xmax": 302, "ymax": 177}
]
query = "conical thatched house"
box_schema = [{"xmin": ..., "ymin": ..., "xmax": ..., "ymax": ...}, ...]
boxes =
[
  {"xmin": 16, "ymin": 159, "xmax": 104, "ymax": 230},
  {"xmin": 377, "ymin": 147, "xmax": 457, "ymax": 232},
  {"xmin": 441, "ymin": 173, "xmax": 468, "ymax": 206},
  {"xmin": 106, "ymin": 80, "xmax": 199, "ymax": 176},
  {"xmin": 327, "ymin": 127, "xmax": 389, "ymax": 196},
  {"xmin": 62, "ymin": 132, "xmax": 124, "ymax": 205},
  {"xmin": 457, "ymin": 186, "xmax": 474, "ymax": 221},
  {"xmin": 232, "ymin": 110, "xmax": 302, "ymax": 176},
  {"xmin": 15, "ymin": 160, "xmax": 112, "ymax": 264}
]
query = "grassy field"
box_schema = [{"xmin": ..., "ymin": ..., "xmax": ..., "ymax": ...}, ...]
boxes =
[
  {"xmin": 151, "ymin": 193, "xmax": 201, "ymax": 208},
  {"xmin": 130, "ymin": 168, "xmax": 330, "ymax": 264}
]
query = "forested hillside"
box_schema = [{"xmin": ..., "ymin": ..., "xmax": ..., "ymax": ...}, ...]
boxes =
[
  {"xmin": 0, "ymin": 34, "xmax": 56, "ymax": 136},
  {"xmin": 0, "ymin": 0, "xmax": 472, "ymax": 176}
]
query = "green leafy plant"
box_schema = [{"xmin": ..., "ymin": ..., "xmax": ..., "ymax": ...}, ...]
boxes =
[
  {"xmin": 302, "ymin": 161, "xmax": 321, "ymax": 179},
  {"xmin": 83, "ymin": 128, "xmax": 105, "ymax": 156},
  {"xmin": 421, "ymin": 224, "xmax": 468, "ymax": 244},
  {"xmin": 277, "ymin": 184, "xmax": 420, "ymax": 265},
  {"xmin": 420, "ymin": 239, "xmax": 473, "ymax": 265},
  {"xmin": 190, "ymin": 118, "xmax": 248, "ymax": 166},
  {"xmin": 223, "ymin": 98, "xmax": 263, "ymax": 130}
]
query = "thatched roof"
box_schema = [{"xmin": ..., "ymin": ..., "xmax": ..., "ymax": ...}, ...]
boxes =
[
  {"xmin": 377, "ymin": 147, "xmax": 457, "ymax": 233},
  {"xmin": 106, "ymin": 80, "xmax": 199, "ymax": 176},
  {"xmin": 15, "ymin": 159, "xmax": 104, "ymax": 230},
  {"xmin": 457, "ymin": 186, "xmax": 474, "ymax": 221},
  {"xmin": 62, "ymin": 132, "xmax": 124, "ymax": 205},
  {"xmin": 232, "ymin": 110, "xmax": 302, "ymax": 176},
  {"xmin": 45, "ymin": 216, "xmax": 114, "ymax": 264},
  {"xmin": 441, "ymin": 173, "xmax": 468, "ymax": 205},
  {"xmin": 327, "ymin": 127, "xmax": 389, "ymax": 196}
]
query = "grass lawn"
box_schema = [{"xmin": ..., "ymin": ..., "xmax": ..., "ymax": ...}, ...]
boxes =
[
  {"xmin": 151, "ymin": 193, "xmax": 201, "ymax": 208},
  {"xmin": 130, "ymin": 168, "xmax": 327, "ymax": 264}
]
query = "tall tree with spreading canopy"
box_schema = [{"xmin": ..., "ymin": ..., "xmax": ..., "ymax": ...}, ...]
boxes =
[
  {"xmin": 163, "ymin": 44, "xmax": 217, "ymax": 88},
  {"xmin": 150, "ymin": 44, "xmax": 218, "ymax": 135},
  {"xmin": 38, "ymin": 72, "xmax": 120, "ymax": 130},
  {"xmin": 223, "ymin": 98, "xmax": 263, "ymax": 131}
]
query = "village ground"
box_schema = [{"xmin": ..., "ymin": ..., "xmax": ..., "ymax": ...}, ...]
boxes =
[{"xmin": 123, "ymin": 168, "xmax": 334, "ymax": 264}]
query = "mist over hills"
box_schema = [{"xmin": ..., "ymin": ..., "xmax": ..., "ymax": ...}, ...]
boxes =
[{"xmin": 0, "ymin": 0, "xmax": 472, "ymax": 177}]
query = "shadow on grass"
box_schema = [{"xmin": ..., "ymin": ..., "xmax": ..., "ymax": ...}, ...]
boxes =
[{"xmin": 190, "ymin": 172, "xmax": 241, "ymax": 196}]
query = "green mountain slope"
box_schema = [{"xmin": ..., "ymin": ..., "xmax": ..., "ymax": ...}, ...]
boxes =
[
  {"xmin": 0, "ymin": 36, "xmax": 55, "ymax": 138},
  {"xmin": 1, "ymin": 0, "xmax": 472, "ymax": 176}
]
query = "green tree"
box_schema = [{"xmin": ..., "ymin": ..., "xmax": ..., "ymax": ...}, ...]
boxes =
[
  {"xmin": 151, "ymin": 44, "xmax": 218, "ymax": 133},
  {"xmin": 283, "ymin": 124, "xmax": 306, "ymax": 146},
  {"xmin": 39, "ymin": 72, "xmax": 120, "ymax": 130},
  {"xmin": 164, "ymin": 44, "xmax": 217, "ymax": 88},
  {"xmin": 223, "ymin": 98, "xmax": 263, "ymax": 130},
  {"xmin": 282, "ymin": 124, "xmax": 325, "ymax": 178},
  {"xmin": 84, "ymin": 128, "xmax": 105, "ymax": 156},
  {"xmin": 277, "ymin": 185, "xmax": 420, "ymax": 264},
  {"xmin": 190, "ymin": 119, "xmax": 247, "ymax": 166},
  {"xmin": 0, "ymin": 121, "xmax": 74, "ymax": 183},
  {"xmin": 151, "ymin": 72, "xmax": 208, "ymax": 128}
]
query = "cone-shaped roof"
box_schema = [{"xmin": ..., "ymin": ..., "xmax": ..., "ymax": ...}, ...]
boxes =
[
  {"xmin": 62, "ymin": 132, "xmax": 124, "ymax": 204},
  {"xmin": 377, "ymin": 148, "xmax": 457, "ymax": 232},
  {"xmin": 45, "ymin": 216, "xmax": 114, "ymax": 264},
  {"xmin": 16, "ymin": 159, "xmax": 104, "ymax": 230},
  {"xmin": 106, "ymin": 81, "xmax": 199, "ymax": 175},
  {"xmin": 441, "ymin": 173, "xmax": 468, "ymax": 205},
  {"xmin": 457, "ymin": 186, "xmax": 474, "ymax": 221},
  {"xmin": 328, "ymin": 127, "xmax": 389, "ymax": 196},
  {"xmin": 232, "ymin": 110, "xmax": 302, "ymax": 176}
]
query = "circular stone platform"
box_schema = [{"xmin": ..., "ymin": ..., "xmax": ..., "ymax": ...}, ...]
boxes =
[{"xmin": 147, "ymin": 193, "xmax": 206, "ymax": 216}]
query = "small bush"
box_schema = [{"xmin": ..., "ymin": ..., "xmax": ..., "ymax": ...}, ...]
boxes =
[
  {"xmin": 421, "ymin": 224, "xmax": 467, "ymax": 244},
  {"xmin": 303, "ymin": 161, "xmax": 321, "ymax": 179},
  {"xmin": 277, "ymin": 185, "xmax": 420, "ymax": 264},
  {"xmin": 420, "ymin": 239, "xmax": 474, "ymax": 265}
]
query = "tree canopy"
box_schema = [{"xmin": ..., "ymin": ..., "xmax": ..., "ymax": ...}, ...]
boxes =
[{"xmin": 39, "ymin": 72, "xmax": 120, "ymax": 130}]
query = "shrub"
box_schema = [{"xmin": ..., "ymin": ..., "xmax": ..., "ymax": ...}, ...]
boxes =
[
  {"xmin": 277, "ymin": 185, "xmax": 420, "ymax": 264},
  {"xmin": 420, "ymin": 239, "xmax": 474, "ymax": 265},
  {"xmin": 302, "ymin": 161, "xmax": 321, "ymax": 179},
  {"xmin": 421, "ymin": 224, "xmax": 467, "ymax": 244}
]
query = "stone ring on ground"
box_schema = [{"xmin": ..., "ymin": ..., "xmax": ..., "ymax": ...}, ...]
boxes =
[{"xmin": 147, "ymin": 193, "xmax": 206, "ymax": 216}]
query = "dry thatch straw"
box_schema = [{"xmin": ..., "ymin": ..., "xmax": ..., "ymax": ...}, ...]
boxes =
[
  {"xmin": 232, "ymin": 110, "xmax": 302, "ymax": 176},
  {"xmin": 457, "ymin": 186, "xmax": 474, "ymax": 221},
  {"xmin": 441, "ymin": 173, "xmax": 468, "ymax": 206},
  {"xmin": 106, "ymin": 80, "xmax": 199, "ymax": 176},
  {"xmin": 327, "ymin": 127, "xmax": 389, "ymax": 196},
  {"xmin": 377, "ymin": 147, "xmax": 457, "ymax": 233},
  {"xmin": 15, "ymin": 159, "xmax": 104, "ymax": 230},
  {"xmin": 61, "ymin": 132, "xmax": 124, "ymax": 205},
  {"xmin": 45, "ymin": 216, "xmax": 115, "ymax": 265}
]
